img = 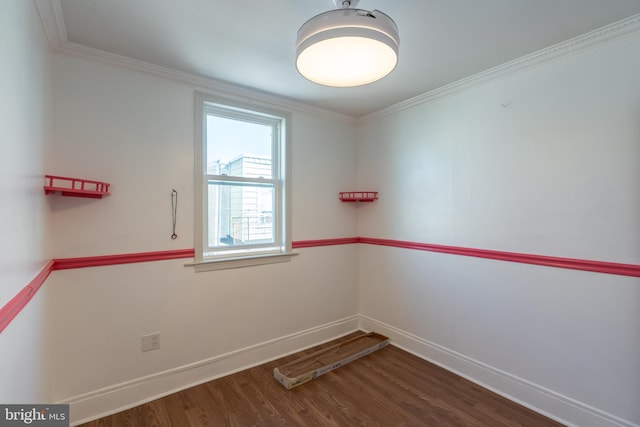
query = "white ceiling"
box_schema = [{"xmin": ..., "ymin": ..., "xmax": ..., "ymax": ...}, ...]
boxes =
[{"xmin": 57, "ymin": 0, "xmax": 640, "ymax": 118}]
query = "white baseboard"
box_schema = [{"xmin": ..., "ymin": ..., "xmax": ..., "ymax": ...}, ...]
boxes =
[
  {"xmin": 65, "ymin": 313, "xmax": 636, "ymax": 427},
  {"xmin": 65, "ymin": 315, "xmax": 360, "ymax": 426},
  {"xmin": 359, "ymin": 315, "xmax": 638, "ymax": 427}
]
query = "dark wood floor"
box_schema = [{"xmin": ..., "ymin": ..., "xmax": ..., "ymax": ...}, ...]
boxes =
[{"xmin": 80, "ymin": 332, "xmax": 565, "ymax": 426}]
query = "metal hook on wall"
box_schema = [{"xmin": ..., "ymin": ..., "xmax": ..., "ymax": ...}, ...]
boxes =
[{"xmin": 171, "ymin": 189, "xmax": 178, "ymax": 239}]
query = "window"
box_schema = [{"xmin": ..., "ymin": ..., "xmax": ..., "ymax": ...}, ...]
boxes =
[{"xmin": 194, "ymin": 92, "xmax": 292, "ymax": 270}]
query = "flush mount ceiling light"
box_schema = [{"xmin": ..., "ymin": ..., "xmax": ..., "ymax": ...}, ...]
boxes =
[{"xmin": 296, "ymin": 0, "xmax": 399, "ymax": 87}]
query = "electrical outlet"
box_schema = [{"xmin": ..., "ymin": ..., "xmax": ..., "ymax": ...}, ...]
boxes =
[{"xmin": 141, "ymin": 333, "xmax": 160, "ymax": 352}]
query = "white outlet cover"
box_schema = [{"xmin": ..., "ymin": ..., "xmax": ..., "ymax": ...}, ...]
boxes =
[{"xmin": 141, "ymin": 333, "xmax": 160, "ymax": 352}]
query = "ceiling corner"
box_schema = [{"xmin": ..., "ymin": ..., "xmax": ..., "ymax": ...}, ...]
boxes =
[{"xmin": 34, "ymin": 0, "xmax": 68, "ymax": 51}]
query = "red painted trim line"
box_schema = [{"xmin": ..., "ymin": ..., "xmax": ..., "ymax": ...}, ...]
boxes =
[
  {"xmin": 359, "ymin": 237, "xmax": 640, "ymax": 278},
  {"xmin": 52, "ymin": 249, "xmax": 196, "ymax": 270},
  {"xmin": 3, "ymin": 240, "xmax": 637, "ymax": 335},
  {"xmin": 0, "ymin": 260, "xmax": 54, "ymax": 334},
  {"xmin": 49, "ymin": 240, "xmax": 360, "ymax": 269},
  {"xmin": 292, "ymin": 237, "xmax": 360, "ymax": 248},
  {"xmin": 48, "ymin": 240, "xmax": 640, "ymax": 277}
]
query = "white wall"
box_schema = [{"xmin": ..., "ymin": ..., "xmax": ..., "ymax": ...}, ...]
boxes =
[
  {"xmin": 0, "ymin": 0, "xmax": 53, "ymax": 404},
  {"xmin": 357, "ymin": 33, "xmax": 640, "ymax": 426},
  {"xmin": 14, "ymin": 5, "xmax": 638, "ymax": 425},
  {"xmin": 48, "ymin": 54, "xmax": 359, "ymax": 423}
]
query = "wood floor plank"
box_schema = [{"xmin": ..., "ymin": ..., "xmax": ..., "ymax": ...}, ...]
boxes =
[
  {"xmin": 79, "ymin": 332, "xmax": 565, "ymax": 426},
  {"xmin": 160, "ymin": 393, "xmax": 192, "ymax": 426}
]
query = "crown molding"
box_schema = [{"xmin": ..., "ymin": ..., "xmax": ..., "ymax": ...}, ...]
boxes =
[
  {"xmin": 359, "ymin": 13, "xmax": 640, "ymax": 124},
  {"xmin": 34, "ymin": 1, "xmax": 640, "ymax": 125},
  {"xmin": 34, "ymin": 0, "xmax": 66, "ymax": 51},
  {"xmin": 34, "ymin": 0, "xmax": 355, "ymax": 124},
  {"xmin": 58, "ymin": 41, "xmax": 355, "ymax": 123}
]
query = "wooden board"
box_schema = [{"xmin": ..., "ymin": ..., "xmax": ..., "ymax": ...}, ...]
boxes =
[{"xmin": 273, "ymin": 332, "xmax": 389, "ymax": 389}]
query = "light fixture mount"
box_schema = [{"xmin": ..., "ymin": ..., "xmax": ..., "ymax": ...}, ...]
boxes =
[
  {"xmin": 296, "ymin": 1, "xmax": 399, "ymax": 87},
  {"xmin": 333, "ymin": 0, "xmax": 360, "ymax": 8}
]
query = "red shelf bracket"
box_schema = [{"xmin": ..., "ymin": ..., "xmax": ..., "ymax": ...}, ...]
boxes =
[
  {"xmin": 44, "ymin": 175, "xmax": 111, "ymax": 199},
  {"xmin": 339, "ymin": 191, "xmax": 378, "ymax": 203}
]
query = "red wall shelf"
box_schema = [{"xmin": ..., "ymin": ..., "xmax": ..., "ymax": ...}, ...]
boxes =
[
  {"xmin": 339, "ymin": 191, "xmax": 378, "ymax": 202},
  {"xmin": 44, "ymin": 175, "xmax": 111, "ymax": 199}
]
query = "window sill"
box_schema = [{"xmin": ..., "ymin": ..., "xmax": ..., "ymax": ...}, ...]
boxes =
[{"xmin": 186, "ymin": 252, "xmax": 298, "ymax": 272}]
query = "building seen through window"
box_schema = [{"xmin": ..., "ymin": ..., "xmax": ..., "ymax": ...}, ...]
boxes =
[{"xmin": 207, "ymin": 155, "xmax": 273, "ymax": 248}]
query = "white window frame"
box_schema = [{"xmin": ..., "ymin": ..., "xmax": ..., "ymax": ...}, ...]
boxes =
[{"xmin": 192, "ymin": 92, "xmax": 293, "ymax": 271}]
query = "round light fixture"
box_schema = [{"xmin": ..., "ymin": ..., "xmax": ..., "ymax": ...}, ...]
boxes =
[{"xmin": 295, "ymin": 6, "xmax": 399, "ymax": 87}]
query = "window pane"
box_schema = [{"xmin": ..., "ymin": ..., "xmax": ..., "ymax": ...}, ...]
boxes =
[
  {"xmin": 207, "ymin": 181, "xmax": 274, "ymax": 248},
  {"xmin": 206, "ymin": 115, "xmax": 273, "ymax": 178}
]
